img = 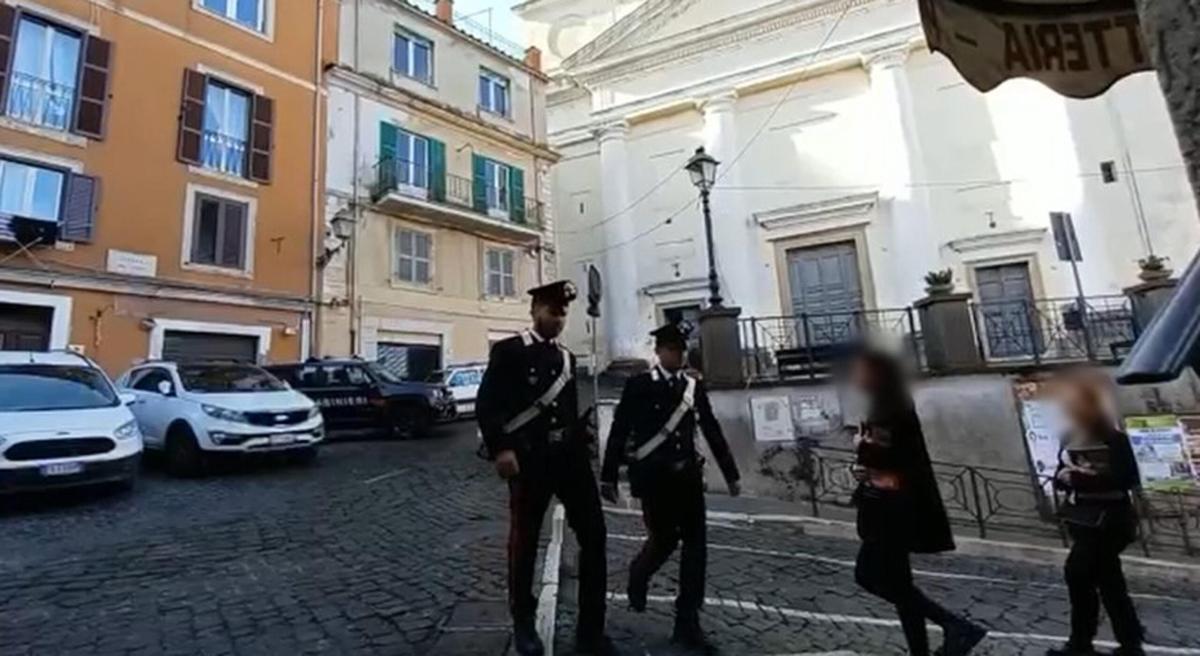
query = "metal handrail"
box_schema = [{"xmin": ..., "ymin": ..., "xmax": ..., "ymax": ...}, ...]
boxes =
[
  {"xmin": 371, "ymin": 156, "xmax": 544, "ymax": 230},
  {"xmin": 201, "ymin": 130, "xmax": 248, "ymax": 177},
  {"xmin": 5, "ymin": 71, "xmax": 76, "ymax": 130}
]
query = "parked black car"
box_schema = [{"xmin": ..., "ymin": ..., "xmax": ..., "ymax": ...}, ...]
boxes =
[{"xmin": 266, "ymin": 358, "xmax": 455, "ymax": 439}]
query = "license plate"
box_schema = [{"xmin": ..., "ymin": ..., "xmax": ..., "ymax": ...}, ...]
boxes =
[
  {"xmin": 270, "ymin": 434, "xmax": 298, "ymax": 446},
  {"xmin": 460, "ymin": 402, "xmax": 475, "ymax": 414},
  {"xmin": 40, "ymin": 462, "xmax": 84, "ymax": 477}
]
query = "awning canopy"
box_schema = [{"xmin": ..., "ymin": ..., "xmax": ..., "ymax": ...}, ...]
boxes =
[
  {"xmin": 1117, "ymin": 253, "xmax": 1200, "ymax": 385},
  {"xmin": 918, "ymin": 0, "xmax": 1153, "ymax": 99}
]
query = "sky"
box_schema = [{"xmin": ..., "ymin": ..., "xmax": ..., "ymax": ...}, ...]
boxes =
[{"xmin": 452, "ymin": 0, "xmax": 522, "ymax": 43}]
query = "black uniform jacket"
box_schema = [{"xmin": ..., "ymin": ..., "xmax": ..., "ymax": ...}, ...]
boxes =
[
  {"xmin": 477, "ymin": 331, "xmax": 582, "ymax": 458},
  {"xmin": 855, "ymin": 398, "xmax": 955, "ymax": 554},
  {"xmin": 601, "ymin": 367, "xmax": 740, "ymax": 495}
]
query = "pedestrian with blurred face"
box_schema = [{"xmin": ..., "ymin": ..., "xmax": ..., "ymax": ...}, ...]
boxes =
[
  {"xmin": 848, "ymin": 350, "xmax": 987, "ymax": 656},
  {"xmin": 601, "ymin": 321, "xmax": 741, "ymax": 651},
  {"xmin": 1048, "ymin": 375, "xmax": 1144, "ymax": 656}
]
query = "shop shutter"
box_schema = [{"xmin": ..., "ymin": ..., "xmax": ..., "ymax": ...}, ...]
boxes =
[
  {"xmin": 177, "ymin": 69, "xmax": 208, "ymax": 166},
  {"xmin": 60, "ymin": 173, "xmax": 100, "ymax": 243},
  {"xmin": 73, "ymin": 34, "xmax": 113, "ymax": 139},
  {"xmin": 162, "ymin": 331, "xmax": 259, "ymax": 364},
  {"xmin": 248, "ymin": 93, "xmax": 273, "ymax": 183},
  {"xmin": 428, "ymin": 138, "xmax": 446, "ymax": 202},
  {"xmin": 509, "ymin": 166, "xmax": 525, "ymax": 224},
  {"xmin": 471, "ymin": 154, "xmax": 487, "ymax": 213},
  {"xmin": 0, "ymin": 6, "xmax": 15, "ymax": 111}
]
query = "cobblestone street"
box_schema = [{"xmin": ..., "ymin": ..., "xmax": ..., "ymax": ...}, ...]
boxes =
[{"xmin": 2, "ymin": 424, "xmax": 1199, "ymax": 655}]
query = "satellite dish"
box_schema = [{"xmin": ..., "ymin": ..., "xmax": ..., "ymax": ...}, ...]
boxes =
[{"xmin": 587, "ymin": 265, "xmax": 602, "ymax": 318}]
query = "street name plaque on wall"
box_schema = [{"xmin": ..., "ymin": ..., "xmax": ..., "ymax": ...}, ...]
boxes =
[{"xmin": 918, "ymin": 0, "xmax": 1152, "ymax": 99}]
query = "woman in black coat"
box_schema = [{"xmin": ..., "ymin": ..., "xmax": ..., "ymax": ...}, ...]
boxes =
[
  {"xmin": 849, "ymin": 350, "xmax": 987, "ymax": 656},
  {"xmin": 1048, "ymin": 377, "xmax": 1144, "ymax": 656}
]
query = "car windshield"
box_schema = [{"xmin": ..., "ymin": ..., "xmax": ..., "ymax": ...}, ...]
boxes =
[
  {"xmin": 177, "ymin": 364, "xmax": 287, "ymax": 393},
  {"xmin": 0, "ymin": 365, "xmax": 119, "ymax": 412},
  {"xmin": 368, "ymin": 364, "xmax": 404, "ymax": 384}
]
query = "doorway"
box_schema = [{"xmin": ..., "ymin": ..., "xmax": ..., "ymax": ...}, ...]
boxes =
[
  {"xmin": 975, "ymin": 262, "xmax": 1040, "ymax": 358},
  {"xmin": 0, "ymin": 303, "xmax": 52, "ymax": 351}
]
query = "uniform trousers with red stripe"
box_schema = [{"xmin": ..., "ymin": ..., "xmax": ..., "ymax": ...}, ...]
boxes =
[{"xmin": 507, "ymin": 442, "xmax": 607, "ymax": 640}]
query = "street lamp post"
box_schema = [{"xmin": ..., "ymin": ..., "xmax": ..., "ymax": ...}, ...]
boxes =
[{"xmin": 686, "ymin": 146, "xmax": 722, "ymax": 308}]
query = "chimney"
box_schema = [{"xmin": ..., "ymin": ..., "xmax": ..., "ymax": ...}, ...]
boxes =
[
  {"xmin": 436, "ymin": 0, "xmax": 453, "ymax": 24},
  {"xmin": 524, "ymin": 46, "xmax": 542, "ymax": 72}
]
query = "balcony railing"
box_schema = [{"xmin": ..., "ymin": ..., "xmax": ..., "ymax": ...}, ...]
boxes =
[
  {"xmin": 740, "ymin": 308, "xmax": 922, "ymax": 381},
  {"xmin": 372, "ymin": 156, "xmax": 544, "ymax": 230},
  {"xmin": 739, "ymin": 295, "xmax": 1140, "ymax": 381},
  {"xmin": 201, "ymin": 130, "xmax": 248, "ymax": 178},
  {"xmin": 5, "ymin": 72, "xmax": 75, "ymax": 131},
  {"xmin": 971, "ymin": 295, "xmax": 1137, "ymax": 365}
]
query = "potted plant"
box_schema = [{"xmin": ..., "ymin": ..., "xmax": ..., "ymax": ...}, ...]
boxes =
[
  {"xmin": 1137, "ymin": 254, "xmax": 1172, "ymax": 282},
  {"xmin": 924, "ymin": 269, "xmax": 955, "ymax": 296}
]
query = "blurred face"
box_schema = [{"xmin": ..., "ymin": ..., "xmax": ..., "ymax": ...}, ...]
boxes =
[
  {"xmin": 1058, "ymin": 380, "xmax": 1111, "ymax": 440},
  {"xmin": 656, "ymin": 344, "xmax": 686, "ymax": 371},
  {"xmin": 531, "ymin": 301, "xmax": 567, "ymax": 340},
  {"xmin": 848, "ymin": 356, "xmax": 877, "ymax": 393}
]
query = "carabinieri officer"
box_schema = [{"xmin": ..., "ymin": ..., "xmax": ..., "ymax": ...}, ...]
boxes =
[
  {"xmin": 476, "ymin": 280, "xmax": 614, "ymax": 656},
  {"xmin": 600, "ymin": 321, "xmax": 741, "ymax": 650}
]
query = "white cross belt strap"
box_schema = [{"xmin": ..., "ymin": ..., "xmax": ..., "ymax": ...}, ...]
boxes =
[
  {"xmin": 503, "ymin": 347, "xmax": 573, "ymax": 435},
  {"xmin": 634, "ymin": 376, "xmax": 697, "ymax": 461}
]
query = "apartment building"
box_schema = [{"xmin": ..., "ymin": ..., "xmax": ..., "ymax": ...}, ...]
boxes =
[
  {"xmin": 0, "ymin": 0, "xmax": 334, "ymax": 372},
  {"xmin": 323, "ymin": 0, "xmax": 556, "ymax": 381}
]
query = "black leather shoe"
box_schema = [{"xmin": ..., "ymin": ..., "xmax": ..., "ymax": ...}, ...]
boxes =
[
  {"xmin": 671, "ymin": 614, "xmax": 712, "ymax": 651},
  {"xmin": 575, "ymin": 633, "xmax": 618, "ymax": 655},
  {"xmin": 1045, "ymin": 644, "xmax": 1097, "ymax": 656},
  {"xmin": 512, "ymin": 621, "xmax": 545, "ymax": 656},
  {"xmin": 627, "ymin": 578, "xmax": 647, "ymax": 613},
  {"xmin": 1109, "ymin": 647, "xmax": 1146, "ymax": 656},
  {"xmin": 939, "ymin": 619, "xmax": 987, "ymax": 656}
]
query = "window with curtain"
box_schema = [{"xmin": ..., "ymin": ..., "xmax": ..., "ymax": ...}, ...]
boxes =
[
  {"xmin": 200, "ymin": 0, "xmax": 267, "ymax": 33},
  {"xmin": 396, "ymin": 130, "xmax": 429, "ymax": 189},
  {"xmin": 6, "ymin": 16, "xmax": 82, "ymax": 131},
  {"xmin": 394, "ymin": 228, "xmax": 432, "ymax": 285},
  {"xmin": 201, "ymin": 80, "xmax": 252, "ymax": 178},
  {"xmin": 0, "ymin": 158, "xmax": 65, "ymax": 222},
  {"xmin": 393, "ymin": 31, "xmax": 432, "ymax": 83},
  {"xmin": 478, "ymin": 69, "xmax": 509, "ymax": 116},
  {"xmin": 485, "ymin": 248, "xmax": 516, "ymax": 297},
  {"xmin": 483, "ymin": 160, "xmax": 510, "ymax": 213}
]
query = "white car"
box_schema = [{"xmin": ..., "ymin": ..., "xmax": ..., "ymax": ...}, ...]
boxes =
[
  {"xmin": 0, "ymin": 352, "xmax": 143, "ymax": 494},
  {"xmin": 430, "ymin": 363, "xmax": 485, "ymax": 417},
  {"xmin": 117, "ymin": 362, "xmax": 323, "ymax": 476}
]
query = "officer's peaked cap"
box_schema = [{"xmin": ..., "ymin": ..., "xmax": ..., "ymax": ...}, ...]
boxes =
[
  {"xmin": 651, "ymin": 321, "xmax": 693, "ymax": 348},
  {"xmin": 528, "ymin": 280, "xmax": 578, "ymax": 305}
]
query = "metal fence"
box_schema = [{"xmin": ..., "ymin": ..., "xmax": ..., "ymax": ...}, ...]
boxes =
[
  {"xmin": 759, "ymin": 444, "xmax": 1200, "ymax": 558},
  {"xmin": 371, "ymin": 157, "xmax": 544, "ymax": 229},
  {"xmin": 740, "ymin": 309, "xmax": 922, "ymax": 381},
  {"xmin": 972, "ymin": 295, "xmax": 1138, "ymax": 365}
]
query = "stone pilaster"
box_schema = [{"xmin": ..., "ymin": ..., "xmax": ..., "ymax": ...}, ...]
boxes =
[{"xmin": 596, "ymin": 120, "xmax": 643, "ymax": 362}]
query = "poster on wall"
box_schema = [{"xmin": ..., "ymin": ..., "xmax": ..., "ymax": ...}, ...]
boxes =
[
  {"xmin": 1019, "ymin": 398, "xmax": 1068, "ymax": 493},
  {"xmin": 1124, "ymin": 416, "xmax": 1195, "ymax": 490},
  {"xmin": 1178, "ymin": 416, "xmax": 1200, "ymax": 482},
  {"xmin": 750, "ymin": 395, "xmax": 794, "ymax": 443}
]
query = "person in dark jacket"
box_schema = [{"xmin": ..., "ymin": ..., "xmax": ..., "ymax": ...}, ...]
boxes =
[
  {"xmin": 601, "ymin": 321, "xmax": 741, "ymax": 650},
  {"xmin": 848, "ymin": 350, "xmax": 987, "ymax": 656},
  {"xmin": 476, "ymin": 281, "xmax": 614, "ymax": 656},
  {"xmin": 1048, "ymin": 376, "xmax": 1144, "ymax": 656}
]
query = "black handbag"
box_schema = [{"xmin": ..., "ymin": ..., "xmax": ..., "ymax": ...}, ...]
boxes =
[{"xmin": 1058, "ymin": 502, "xmax": 1108, "ymax": 528}]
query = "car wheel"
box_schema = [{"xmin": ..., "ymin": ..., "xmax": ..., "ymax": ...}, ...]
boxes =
[
  {"xmin": 392, "ymin": 404, "xmax": 430, "ymax": 440},
  {"xmin": 166, "ymin": 425, "xmax": 204, "ymax": 478}
]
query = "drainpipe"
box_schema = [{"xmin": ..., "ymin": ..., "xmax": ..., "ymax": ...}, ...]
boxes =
[{"xmin": 310, "ymin": 0, "xmax": 327, "ymax": 358}]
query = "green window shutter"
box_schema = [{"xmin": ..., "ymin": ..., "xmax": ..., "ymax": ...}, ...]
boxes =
[
  {"xmin": 429, "ymin": 138, "xmax": 446, "ymax": 202},
  {"xmin": 377, "ymin": 122, "xmax": 399, "ymax": 196},
  {"xmin": 509, "ymin": 166, "xmax": 525, "ymax": 224},
  {"xmin": 472, "ymin": 154, "xmax": 488, "ymax": 213}
]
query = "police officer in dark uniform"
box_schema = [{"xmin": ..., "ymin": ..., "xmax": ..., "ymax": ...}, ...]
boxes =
[
  {"xmin": 476, "ymin": 280, "xmax": 615, "ymax": 656},
  {"xmin": 600, "ymin": 322, "xmax": 741, "ymax": 651}
]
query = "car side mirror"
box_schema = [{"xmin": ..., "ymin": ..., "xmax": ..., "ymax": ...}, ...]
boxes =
[
  {"xmin": 157, "ymin": 380, "xmax": 175, "ymax": 397},
  {"xmin": 119, "ymin": 392, "xmax": 137, "ymax": 406}
]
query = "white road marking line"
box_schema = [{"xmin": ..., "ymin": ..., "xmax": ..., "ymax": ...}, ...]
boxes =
[
  {"xmin": 607, "ymin": 534, "xmax": 1196, "ymax": 605},
  {"xmin": 610, "ymin": 593, "xmax": 1200, "ymax": 655},
  {"xmin": 536, "ymin": 504, "xmax": 566, "ymax": 656},
  {"xmin": 361, "ymin": 469, "xmax": 406, "ymax": 485}
]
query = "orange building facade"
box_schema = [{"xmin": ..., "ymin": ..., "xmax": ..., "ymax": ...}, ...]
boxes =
[{"xmin": 0, "ymin": 0, "xmax": 335, "ymax": 374}]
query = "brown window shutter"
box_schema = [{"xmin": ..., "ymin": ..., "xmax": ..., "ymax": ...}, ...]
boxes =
[
  {"xmin": 177, "ymin": 69, "xmax": 208, "ymax": 166},
  {"xmin": 60, "ymin": 173, "xmax": 100, "ymax": 243},
  {"xmin": 73, "ymin": 35, "xmax": 113, "ymax": 140},
  {"xmin": 248, "ymin": 93, "xmax": 273, "ymax": 184},
  {"xmin": 0, "ymin": 5, "xmax": 16, "ymax": 111}
]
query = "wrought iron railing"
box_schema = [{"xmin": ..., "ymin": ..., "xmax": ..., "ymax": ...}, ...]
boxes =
[
  {"xmin": 760, "ymin": 444, "xmax": 1200, "ymax": 557},
  {"xmin": 201, "ymin": 130, "xmax": 248, "ymax": 178},
  {"xmin": 5, "ymin": 72, "xmax": 75, "ymax": 131},
  {"xmin": 371, "ymin": 156, "xmax": 543, "ymax": 230},
  {"xmin": 740, "ymin": 309, "xmax": 922, "ymax": 381},
  {"xmin": 971, "ymin": 295, "xmax": 1138, "ymax": 365}
]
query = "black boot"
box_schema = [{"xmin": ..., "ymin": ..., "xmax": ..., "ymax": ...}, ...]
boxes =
[
  {"xmin": 512, "ymin": 619, "xmax": 545, "ymax": 656},
  {"xmin": 627, "ymin": 576, "xmax": 648, "ymax": 613},
  {"xmin": 671, "ymin": 613, "xmax": 712, "ymax": 651},
  {"xmin": 939, "ymin": 618, "xmax": 987, "ymax": 656},
  {"xmin": 575, "ymin": 632, "xmax": 618, "ymax": 655},
  {"xmin": 1045, "ymin": 643, "xmax": 1098, "ymax": 656},
  {"xmin": 1109, "ymin": 647, "xmax": 1146, "ymax": 656}
]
